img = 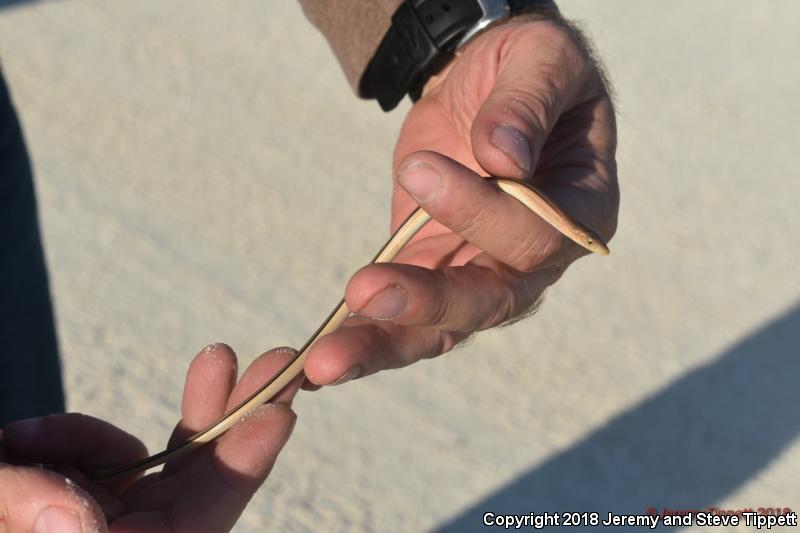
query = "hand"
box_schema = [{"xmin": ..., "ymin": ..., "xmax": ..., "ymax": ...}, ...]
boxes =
[
  {"xmin": 304, "ymin": 14, "xmax": 618, "ymax": 386},
  {"xmin": 0, "ymin": 345, "xmax": 302, "ymax": 532}
]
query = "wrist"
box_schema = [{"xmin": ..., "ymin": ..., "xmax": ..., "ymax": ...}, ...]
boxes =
[
  {"xmin": 363, "ymin": 0, "xmax": 559, "ymax": 111},
  {"xmin": 419, "ymin": 10, "xmax": 566, "ymax": 101}
]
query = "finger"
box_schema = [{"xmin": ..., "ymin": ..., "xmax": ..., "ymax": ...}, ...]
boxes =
[
  {"xmin": 170, "ymin": 343, "xmax": 238, "ymax": 445},
  {"xmin": 125, "ymin": 348, "xmax": 302, "ymax": 512},
  {"xmin": 344, "ymin": 261, "xmax": 560, "ymax": 331},
  {"xmin": 161, "ymin": 346, "xmax": 301, "ymax": 480},
  {"xmin": 4, "ymin": 414, "xmax": 147, "ymax": 470},
  {"xmin": 395, "ymin": 152, "xmax": 580, "ymax": 271},
  {"xmin": 52, "ymin": 466, "xmax": 124, "ymax": 522},
  {"xmin": 161, "ymin": 343, "xmax": 239, "ymax": 476},
  {"xmin": 301, "ymin": 378, "xmax": 322, "ymax": 392},
  {"xmin": 3, "ymin": 413, "xmax": 147, "ymax": 494},
  {"xmin": 307, "ymin": 263, "xmax": 563, "ymax": 386},
  {"xmin": 209, "ymin": 403, "xmax": 296, "ymax": 498},
  {"xmin": 122, "ymin": 349, "xmax": 302, "ymax": 531},
  {"xmin": 0, "ymin": 464, "xmax": 107, "ymax": 532},
  {"xmin": 226, "ymin": 347, "xmax": 304, "ymax": 410},
  {"xmin": 114, "ymin": 404, "xmax": 297, "ymax": 533},
  {"xmin": 118, "ymin": 471, "xmax": 177, "ymax": 514},
  {"xmin": 184, "ymin": 343, "xmax": 238, "ymax": 425},
  {"xmin": 469, "ymin": 19, "xmax": 597, "ymax": 179},
  {"xmin": 304, "ymin": 317, "xmax": 468, "ymax": 386}
]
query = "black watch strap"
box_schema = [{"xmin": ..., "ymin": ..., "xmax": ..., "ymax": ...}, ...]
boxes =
[{"xmin": 362, "ymin": 0, "xmax": 557, "ymax": 111}]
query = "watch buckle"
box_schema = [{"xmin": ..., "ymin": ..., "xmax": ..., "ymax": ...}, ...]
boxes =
[{"xmin": 457, "ymin": 0, "xmax": 511, "ymax": 47}]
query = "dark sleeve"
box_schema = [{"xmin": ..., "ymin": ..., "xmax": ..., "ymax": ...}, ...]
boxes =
[{"xmin": 297, "ymin": 0, "xmax": 403, "ymax": 92}]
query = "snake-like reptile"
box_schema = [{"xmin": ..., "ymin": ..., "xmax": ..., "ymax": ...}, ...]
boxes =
[{"xmin": 92, "ymin": 177, "xmax": 609, "ymax": 481}]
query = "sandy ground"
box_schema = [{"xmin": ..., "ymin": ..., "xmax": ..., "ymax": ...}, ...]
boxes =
[{"xmin": 1, "ymin": 1, "xmax": 798, "ymax": 531}]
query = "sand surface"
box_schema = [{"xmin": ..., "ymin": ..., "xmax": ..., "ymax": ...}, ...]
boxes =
[{"xmin": 1, "ymin": 1, "xmax": 798, "ymax": 531}]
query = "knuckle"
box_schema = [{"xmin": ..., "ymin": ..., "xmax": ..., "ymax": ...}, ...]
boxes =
[
  {"xmin": 425, "ymin": 271, "xmax": 454, "ymax": 326},
  {"xmin": 501, "ymin": 21, "xmax": 597, "ymax": 112},
  {"xmin": 529, "ymin": 21, "xmax": 589, "ymax": 73},
  {"xmin": 492, "ymin": 85, "xmax": 553, "ymax": 136},
  {"xmin": 530, "ymin": 20, "xmax": 573, "ymax": 46},
  {"xmin": 367, "ymin": 324, "xmax": 397, "ymax": 359},
  {"xmin": 482, "ymin": 284, "xmax": 519, "ymax": 329},
  {"xmin": 435, "ymin": 331, "xmax": 467, "ymax": 356}
]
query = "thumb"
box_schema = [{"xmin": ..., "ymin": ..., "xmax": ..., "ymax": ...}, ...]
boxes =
[
  {"xmin": 0, "ymin": 464, "xmax": 107, "ymax": 532},
  {"xmin": 470, "ymin": 21, "xmax": 592, "ymax": 178}
]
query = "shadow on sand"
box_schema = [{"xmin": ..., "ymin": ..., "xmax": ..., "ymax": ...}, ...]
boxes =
[{"xmin": 436, "ymin": 302, "xmax": 800, "ymax": 532}]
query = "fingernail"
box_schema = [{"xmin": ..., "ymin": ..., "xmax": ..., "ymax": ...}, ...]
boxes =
[
  {"xmin": 34, "ymin": 506, "xmax": 83, "ymax": 533},
  {"xmin": 332, "ymin": 366, "xmax": 361, "ymax": 386},
  {"xmin": 490, "ymin": 124, "xmax": 532, "ymax": 173},
  {"xmin": 5, "ymin": 416, "xmax": 44, "ymax": 440},
  {"xmin": 359, "ymin": 285, "xmax": 407, "ymax": 319},
  {"xmin": 397, "ymin": 162, "xmax": 443, "ymax": 203}
]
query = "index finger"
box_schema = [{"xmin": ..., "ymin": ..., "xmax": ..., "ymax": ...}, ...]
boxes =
[{"xmin": 396, "ymin": 151, "xmax": 583, "ymax": 272}]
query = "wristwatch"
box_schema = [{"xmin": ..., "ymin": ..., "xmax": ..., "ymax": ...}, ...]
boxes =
[{"xmin": 361, "ymin": 0, "xmax": 558, "ymax": 111}]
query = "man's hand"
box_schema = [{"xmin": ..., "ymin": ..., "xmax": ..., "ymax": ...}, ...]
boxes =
[
  {"xmin": 0, "ymin": 344, "xmax": 302, "ymax": 532},
  {"xmin": 303, "ymin": 15, "xmax": 618, "ymax": 387}
]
